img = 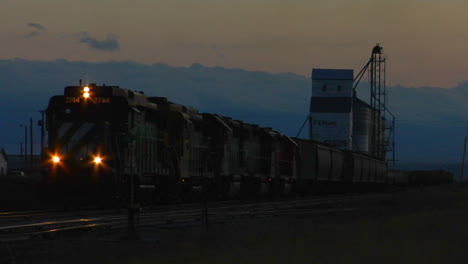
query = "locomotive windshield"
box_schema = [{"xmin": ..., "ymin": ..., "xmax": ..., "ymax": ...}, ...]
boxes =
[{"xmin": 62, "ymin": 103, "xmax": 117, "ymax": 122}]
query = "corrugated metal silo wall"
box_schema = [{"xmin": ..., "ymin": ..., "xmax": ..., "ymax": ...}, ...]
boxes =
[
  {"xmin": 352, "ymin": 100, "xmax": 370, "ymax": 154},
  {"xmin": 367, "ymin": 108, "xmax": 386, "ymax": 160}
]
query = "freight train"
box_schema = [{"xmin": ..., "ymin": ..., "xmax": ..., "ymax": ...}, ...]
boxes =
[
  {"xmin": 41, "ymin": 84, "xmax": 412, "ymax": 205},
  {"xmin": 387, "ymin": 170, "xmax": 453, "ymax": 186}
]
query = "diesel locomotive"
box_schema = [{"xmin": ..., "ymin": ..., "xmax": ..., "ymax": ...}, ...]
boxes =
[{"xmin": 43, "ymin": 84, "xmax": 389, "ymax": 205}]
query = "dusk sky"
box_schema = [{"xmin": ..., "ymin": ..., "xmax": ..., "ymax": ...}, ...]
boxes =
[{"xmin": 2, "ymin": 0, "xmax": 468, "ymax": 88}]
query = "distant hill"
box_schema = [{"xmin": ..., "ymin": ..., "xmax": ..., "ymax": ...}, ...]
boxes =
[{"xmin": 0, "ymin": 59, "xmax": 467, "ymax": 168}]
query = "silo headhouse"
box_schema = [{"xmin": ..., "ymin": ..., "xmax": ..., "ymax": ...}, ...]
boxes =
[
  {"xmin": 310, "ymin": 68, "xmax": 386, "ymax": 159},
  {"xmin": 309, "ymin": 69, "xmax": 354, "ymax": 150}
]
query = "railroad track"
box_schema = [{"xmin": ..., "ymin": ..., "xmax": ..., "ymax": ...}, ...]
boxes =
[
  {"xmin": 0, "ymin": 208, "xmax": 118, "ymax": 223},
  {"xmin": 113, "ymin": 193, "xmax": 372, "ymax": 230},
  {"xmin": 0, "ymin": 218, "xmax": 112, "ymax": 241},
  {"xmin": 0, "ymin": 210, "xmax": 58, "ymax": 221},
  {"xmin": 0, "ymin": 191, "xmax": 401, "ymax": 241}
]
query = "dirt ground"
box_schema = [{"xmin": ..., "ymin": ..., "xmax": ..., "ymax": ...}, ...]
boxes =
[{"xmin": 2, "ymin": 184, "xmax": 468, "ymax": 264}]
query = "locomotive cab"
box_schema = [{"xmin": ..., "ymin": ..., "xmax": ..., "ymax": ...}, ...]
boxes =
[{"xmin": 44, "ymin": 84, "xmax": 157, "ymax": 205}]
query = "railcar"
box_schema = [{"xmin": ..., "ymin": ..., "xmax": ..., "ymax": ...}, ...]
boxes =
[
  {"xmin": 387, "ymin": 170, "xmax": 409, "ymax": 185},
  {"xmin": 294, "ymin": 138, "xmax": 388, "ymax": 194},
  {"xmin": 387, "ymin": 170, "xmax": 454, "ymax": 186},
  {"xmin": 408, "ymin": 170, "xmax": 454, "ymax": 185}
]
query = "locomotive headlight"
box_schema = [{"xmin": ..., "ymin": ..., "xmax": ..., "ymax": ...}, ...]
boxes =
[
  {"xmin": 52, "ymin": 155, "xmax": 61, "ymax": 163},
  {"xmin": 83, "ymin": 86, "xmax": 91, "ymax": 98},
  {"xmin": 93, "ymin": 156, "xmax": 102, "ymax": 164}
]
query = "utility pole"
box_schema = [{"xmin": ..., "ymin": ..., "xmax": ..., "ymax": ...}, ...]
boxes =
[
  {"xmin": 39, "ymin": 111, "xmax": 45, "ymax": 160},
  {"xmin": 123, "ymin": 135, "xmax": 139, "ymax": 240},
  {"xmin": 30, "ymin": 118, "xmax": 33, "ymax": 170},
  {"xmin": 461, "ymin": 122, "xmax": 468, "ymax": 182},
  {"xmin": 461, "ymin": 137, "xmax": 467, "ymax": 182},
  {"xmin": 24, "ymin": 124, "xmax": 27, "ymax": 169}
]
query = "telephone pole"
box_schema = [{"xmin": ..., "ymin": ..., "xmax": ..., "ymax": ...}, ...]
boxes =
[
  {"xmin": 461, "ymin": 122, "xmax": 468, "ymax": 182},
  {"xmin": 30, "ymin": 117, "xmax": 33, "ymax": 170},
  {"xmin": 39, "ymin": 110, "xmax": 45, "ymax": 160}
]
